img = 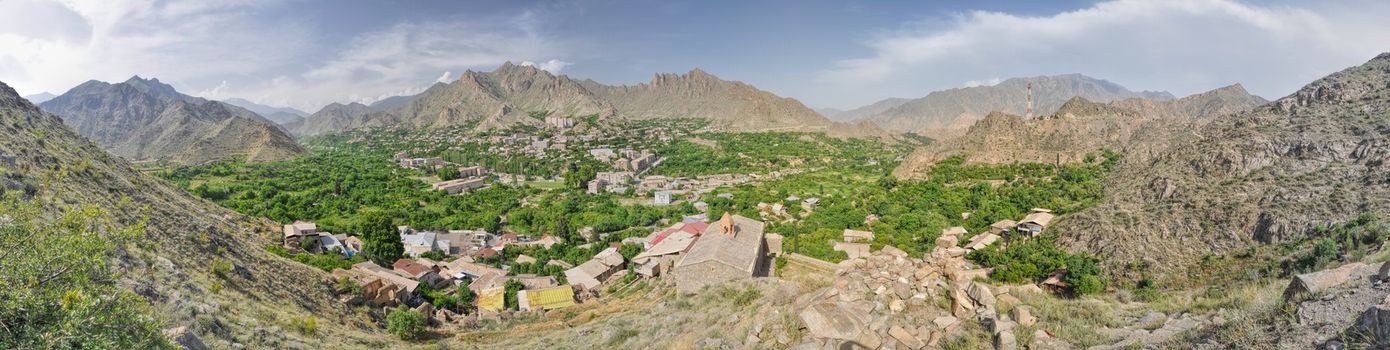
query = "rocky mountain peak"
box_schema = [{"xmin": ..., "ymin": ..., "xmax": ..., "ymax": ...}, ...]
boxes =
[{"xmin": 1274, "ymin": 53, "xmax": 1390, "ymax": 112}]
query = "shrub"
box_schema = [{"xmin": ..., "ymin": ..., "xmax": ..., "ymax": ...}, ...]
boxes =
[
  {"xmin": 386, "ymin": 306, "xmax": 427, "ymax": 340},
  {"xmin": 1072, "ymin": 275, "xmax": 1105, "ymax": 296},
  {"xmin": 503, "ymin": 279, "xmax": 525, "ymax": 310},
  {"xmin": 292, "ymin": 316, "xmax": 318, "ymax": 335},
  {"xmin": 211, "ymin": 258, "xmax": 233, "ymax": 278}
]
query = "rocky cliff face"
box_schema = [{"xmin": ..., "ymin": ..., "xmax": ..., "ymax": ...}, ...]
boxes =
[
  {"xmin": 1055, "ymin": 53, "xmax": 1390, "ymax": 275},
  {"xmin": 862, "ymin": 74, "xmax": 1174, "ymax": 138},
  {"xmin": 585, "ymin": 68, "xmax": 839, "ymax": 133},
  {"xmin": 893, "ymin": 85, "xmax": 1267, "ymax": 179},
  {"xmin": 40, "ymin": 76, "xmax": 305, "ymax": 164},
  {"xmin": 0, "ymin": 80, "xmax": 392, "ymax": 347}
]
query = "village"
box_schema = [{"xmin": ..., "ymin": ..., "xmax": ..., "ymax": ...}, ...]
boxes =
[{"xmin": 277, "ymin": 197, "xmax": 1065, "ymax": 349}]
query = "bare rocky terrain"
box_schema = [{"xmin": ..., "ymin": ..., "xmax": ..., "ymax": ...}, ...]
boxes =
[
  {"xmin": 39, "ymin": 76, "xmax": 305, "ymax": 165},
  {"xmin": 1, "ymin": 81, "xmax": 397, "ymax": 348},
  {"xmin": 1057, "ymin": 53, "xmax": 1390, "ymax": 276},
  {"xmin": 893, "ymin": 85, "xmax": 1267, "ymax": 179}
]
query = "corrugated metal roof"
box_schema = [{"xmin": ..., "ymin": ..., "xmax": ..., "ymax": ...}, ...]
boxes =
[{"xmin": 518, "ymin": 286, "xmax": 576, "ymax": 311}]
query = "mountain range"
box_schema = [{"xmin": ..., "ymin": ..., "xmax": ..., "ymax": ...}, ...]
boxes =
[
  {"xmin": 849, "ymin": 74, "xmax": 1176, "ymax": 138},
  {"xmin": 0, "ymin": 80, "xmax": 391, "ymax": 347},
  {"xmin": 892, "ymin": 84, "xmax": 1269, "ymax": 178},
  {"xmin": 22, "ymin": 92, "xmax": 55, "ymax": 104},
  {"xmin": 39, "ymin": 76, "xmax": 305, "ymax": 165},
  {"xmin": 223, "ymin": 98, "xmax": 310, "ymax": 125},
  {"xmin": 292, "ymin": 63, "xmax": 890, "ymax": 138},
  {"xmin": 1054, "ymin": 53, "xmax": 1390, "ymax": 276}
]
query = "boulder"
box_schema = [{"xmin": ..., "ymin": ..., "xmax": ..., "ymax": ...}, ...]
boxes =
[
  {"xmin": 164, "ymin": 327, "xmax": 209, "ymax": 350},
  {"xmin": 936, "ymin": 236, "xmax": 959, "ymax": 249},
  {"xmin": 967, "ymin": 282, "xmax": 997, "ymax": 308},
  {"xmin": 950, "ymin": 288, "xmax": 975, "ymax": 318},
  {"xmin": 854, "ymin": 330, "xmax": 883, "ymax": 349},
  {"xmin": 996, "ymin": 294, "xmax": 1021, "ymax": 310},
  {"xmin": 799, "ymin": 302, "xmax": 870, "ymax": 340},
  {"xmin": 890, "ymin": 299, "xmax": 906, "ymax": 313},
  {"xmin": 994, "ymin": 330, "xmax": 1017, "ymax": 350},
  {"xmin": 1011, "ymin": 306, "xmax": 1037, "ymax": 326},
  {"xmin": 1355, "ymin": 295, "xmax": 1390, "ymax": 342},
  {"xmin": 1283, "ymin": 262, "xmax": 1370, "ymax": 301},
  {"xmin": 933, "ymin": 316, "xmax": 959, "ymax": 329},
  {"xmin": 881, "ymin": 245, "xmax": 908, "ymax": 258},
  {"xmin": 1379, "ymin": 261, "xmax": 1390, "ymax": 282},
  {"xmin": 889, "ymin": 325, "xmax": 925, "ymax": 350},
  {"xmin": 894, "ymin": 281, "xmax": 913, "ymax": 299}
]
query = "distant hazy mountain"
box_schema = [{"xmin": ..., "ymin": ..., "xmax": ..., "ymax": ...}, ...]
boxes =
[
  {"xmin": 863, "ymin": 74, "xmax": 1174, "ymax": 137},
  {"xmin": 822, "ymin": 97, "xmax": 912, "ymax": 122},
  {"xmin": 223, "ymin": 98, "xmax": 308, "ymax": 125},
  {"xmin": 295, "ymin": 63, "xmax": 888, "ymax": 138},
  {"xmin": 23, "ymin": 92, "xmax": 56, "ymax": 104},
  {"xmin": 40, "ymin": 76, "xmax": 305, "ymax": 164},
  {"xmin": 290, "ymin": 102, "xmax": 380, "ymax": 136},
  {"xmin": 368, "ymin": 93, "xmax": 420, "ymax": 112}
]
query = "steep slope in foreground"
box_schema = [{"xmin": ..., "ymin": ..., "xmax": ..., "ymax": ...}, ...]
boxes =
[
  {"xmin": 892, "ymin": 85, "xmax": 1267, "ymax": 179},
  {"xmin": 863, "ymin": 74, "xmax": 1174, "ymax": 138},
  {"xmin": 1056, "ymin": 53, "xmax": 1390, "ymax": 275},
  {"xmin": 41, "ymin": 77, "xmax": 305, "ymax": 164},
  {"xmin": 0, "ymin": 81, "xmax": 391, "ymax": 348}
]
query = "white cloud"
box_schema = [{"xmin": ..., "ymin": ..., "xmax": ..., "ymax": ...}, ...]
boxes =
[
  {"xmin": 520, "ymin": 59, "xmax": 572, "ymax": 74},
  {"xmin": 817, "ymin": 0, "xmax": 1390, "ymax": 108},
  {"xmin": 197, "ymin": 80, "xmax": 229, "ymax": 99},
  {"xmin": 962, "ymin": 78, "xmax": 1001, "ymax": 88},
  {"xmin": 435, "ymin": 71, "xmax": 453, "ymax": 84},
  {"xmin": 244, "ymin": 14, "xmax": 572, "ymax": 111},
  {"xmin": 0, "ymin": 0, "xmax": 313, "ymax": 98},
  {"xmin": 0, "ymin": 2, "xmax": 573, "ymax": 111}
]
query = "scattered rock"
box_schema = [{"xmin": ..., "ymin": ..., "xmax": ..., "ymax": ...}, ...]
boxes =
[
  {"xmin": 163, "ymin": 326, "xmax": 209, "ymax": 350},
  {"xmin": 1284, "ymin": 262, "xmax": 1370, "ymax": 301},
  {"xmin": 1011, "ymin": 306, "xmax": 1036, "ymax": 327},
  {"xmin": 994, "ymin": 330, "xmax": 1017, "ymax": 350},
  {"xmin": 889, "ymin": 325, "xmax": 925, "ymax": 350}
]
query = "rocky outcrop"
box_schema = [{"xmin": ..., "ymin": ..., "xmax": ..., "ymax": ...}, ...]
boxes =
[
  {"xmin": 796, "ymin": 243, "xmax": 1062, "ymax": 349},
  {"xmin": 1056, "ymin": 53, "xmax": 1390, "ymax": 275},
  {"xmin": 1, "ymin": 80, "xmax": 391, "ymax": 347}
]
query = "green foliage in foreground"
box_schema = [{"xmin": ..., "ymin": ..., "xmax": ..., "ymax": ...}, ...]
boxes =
[
  {"xmin": 0, "ymin": 193, "xmax": 171, "ymax": 349},
  {"xmin": 386, "ymin": 306, "xmax": 427, "ymax": 340},
  {"xmin": 1286, "ymin": 213, "xmax": 1390, "ymax": 275}
]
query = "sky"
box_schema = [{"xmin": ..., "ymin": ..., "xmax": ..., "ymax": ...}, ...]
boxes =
[{"xmin": 2, "ymin": 0, "xmax": 1390, "ymax": 112}]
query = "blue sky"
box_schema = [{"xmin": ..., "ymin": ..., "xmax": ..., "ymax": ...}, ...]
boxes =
[{"xmin": 2, "ymin": 0, "xmax": 1389, "ymax": 111}]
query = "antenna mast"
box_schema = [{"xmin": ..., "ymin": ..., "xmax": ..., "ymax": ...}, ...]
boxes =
[{"xmin": 1026, "ymin": 82, "xmax": 1034, "ymax": 118}]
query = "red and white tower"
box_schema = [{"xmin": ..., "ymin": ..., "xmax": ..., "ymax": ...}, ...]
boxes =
[{"xmin": 1026, "ymin": 82, "xmax": 1034, "ymax": 118}]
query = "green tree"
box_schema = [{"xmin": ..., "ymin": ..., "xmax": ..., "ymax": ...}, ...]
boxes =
[
  {"xmin": 503, "ymin": 279, "xmax": 525, "ymax": 310},
  {"xmin": 359, "ymin": 210, "xmax": 403, "ymax": 267},
  {"xmin": 618, "ymin": 243, "xmax": 643, "ymax": 263},
  {"xmin": 0, "ymin": 193, "xmax": 171, "ymax": 349},
  {"xmin": 437, "ymin": 167, "xmax": 461, "ymax": 181},
  {"xmin": 386, "ymin": 306, "xmax": 427, "ymax": 340},
  {"xmin": 457, "ymin": 286, "xmax": 477, "ymax": 313}
]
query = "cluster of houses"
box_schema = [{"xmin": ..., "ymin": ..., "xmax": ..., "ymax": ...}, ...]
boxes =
[
  {"xmin": 756, "ymin": 195, "xmax": 821, "ymax": 222},
  {"xmin": 393, "ymin": 152, "xmax": 444, "ymax": 170},
  {"xmin": 543, "ymin": 116, "xmax": 576, "ymax": 129},
  {"xmin": 294, "ymin": 212, "xmax": 784, "ymax": 322},
  {"xmin": 282, "ymin": 221, "xmax": 363, "ymax": 256},
  {"xmin": 828, "ymin": 208, "xmax": 1057, "ymax": 261},
  {"xmin": 588, "ymin": 148, "xmax": 661, "ymax": 174}
]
